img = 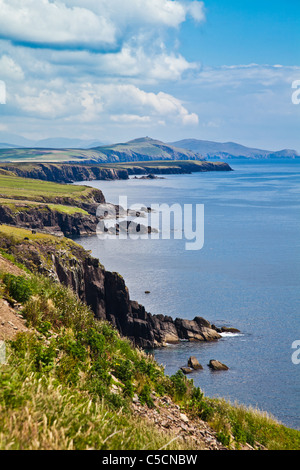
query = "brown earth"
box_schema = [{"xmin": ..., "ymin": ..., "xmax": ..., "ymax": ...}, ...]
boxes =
[{"xmin": 0, "ymin": 255, "xmax": 29, "ymax": 341}]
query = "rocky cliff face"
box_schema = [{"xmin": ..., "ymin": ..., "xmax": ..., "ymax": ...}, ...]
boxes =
[
  {"xmin": 0, "ymin": 161, "xmax": 232, "ymax": 184},
  {"xmin": 0, "ymin": 203, "xmax": 156, "ymax": 238},
  {"xmin": 0, "ymin": 163, "xmax": 129, "ymax": 183},
  {"xmin": 0, "ymin": 204, "xmax": 99, "ymax": 237},
  {"xmin": 0, "ymin": 232, "xmax": 223, "ymax": 349}
]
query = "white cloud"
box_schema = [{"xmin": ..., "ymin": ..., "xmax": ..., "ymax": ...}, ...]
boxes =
[
  {"xmin": 196, "ymin": 64, "xmax": 300, "ymax": 88},
  {"xmin": 0, "ymin": 0, "xmax": 116, "ymax": 50},
  {"xmin": 186, "ymin": 1, "xmax": 206, "ymax": 22},
  {"xmin": 0, "ymin": 0, "xmax": 205, "ymax": 51},
  {"xmin": 0, "ymin": 1, "xmax": 204, "ymax": 138},
  {"xmin": 15, "ymin": 87, "xmax": 81, "ymax": 119},
  {"xmin": 110, "ymin": 114, "xmax": 152, "ymax": 124},
  {"xmin": 0, "ymin": 54, "xmax": 24, "ymax": 80},
  {"xmin": 13, "ymin": 81, "xmax": 198, "ymax": 127}
]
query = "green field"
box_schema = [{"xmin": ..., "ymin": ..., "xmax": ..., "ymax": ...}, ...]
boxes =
[
  {"xmin": 0, "ymin": 148, "xmax": 108, "ymax": 164},
  {"xmin": 0, "ymin": 173, "xmax": 95, "ymax": 203},
  {"xmin": 0, "ymin": 172, "xmax": 102, "ymax": 220}
]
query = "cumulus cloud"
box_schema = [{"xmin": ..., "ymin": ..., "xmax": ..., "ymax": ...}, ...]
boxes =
[
  {"xmin": 0, "ymin": 0, "xmax": 116, "ymax": 50},
  {"xmin": 0, "ymin": 1, "xmax": 204, "ymax": 137},
  {"xmin": 0, "ymin": 0, "xmax": 205, "ymax": 51},
  {"xmin": 80, "ymin": 84, "xmax": 199, "ymax": 126},
  {"xmin": 13, "ymin": 81, "xmax": 198, "ymax": 127}
]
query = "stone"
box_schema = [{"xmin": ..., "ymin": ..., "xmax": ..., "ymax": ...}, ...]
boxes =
[
  {"xmin": 188, "ymin": 356, "xmax": 203, "ymax": 370},
  {"xmin": 180, "ymin": 367, "xmax": 194, "ymax": 375},
  {"xmin": 180, "ymin": 413, "xmax": 189, "ymax": 423},
  {"xmin": 208, "ymin": 360, "xmax": 229, "ymax": 371},
  {"xmin": 220, "ymin": 326, "xmax": 241, "ymax": 334}
]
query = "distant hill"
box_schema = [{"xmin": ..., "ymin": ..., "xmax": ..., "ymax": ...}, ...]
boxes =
[
  {"xmin": 0, "ymin": 132, "xmax": 107, "ymax": 149},
  {"xmin": 170, "ymin": 139, "xmax": 300, "ymax": 160},
  {"xmin": 0, "ymin": 142, "xmax": 22, "ymax": 149},
  {"xmin": 1, "ymin": 135, "xmax": 299, "ymax": 162},
  {"xmin": 35, "ymin": 138, "xmax": 107, "ymax": 149},
  {"xmin": 0, "ymin": 137, "xmax": 203, "ymax": 164},
  {"xmin": 91, "ymin": 137, "xmax": 203, "ymax": 162}
]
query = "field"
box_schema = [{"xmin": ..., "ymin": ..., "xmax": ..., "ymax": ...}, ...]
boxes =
[
  {"xmin": 0, "ymin": 173, "xmax": 90, "ymax": 200},
  {"xmin": 0, "ymin": 148, "xmax": 108, "ymax": 164}
]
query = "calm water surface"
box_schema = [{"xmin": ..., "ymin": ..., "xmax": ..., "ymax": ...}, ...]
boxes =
[{"xmin": 74, "ymin": 161, "xmax": 300, "ymax": 430}]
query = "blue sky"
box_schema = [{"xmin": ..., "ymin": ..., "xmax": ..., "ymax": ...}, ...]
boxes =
[
  {"xmin": 0, "ymin": 0, "xmax": 299, "ymax": 151},
  {"xmin": 179, "ymin": 0, "xmax": 300, "ymax": 66}
]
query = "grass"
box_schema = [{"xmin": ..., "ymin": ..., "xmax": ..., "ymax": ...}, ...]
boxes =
[
  {"xmin": 205, "ymin": 398, "xmax": 300, "ymax": 450},
  {"xmin": 0, "ymin": 269, "xmax": 195, "ymax": 450},
  {"xmin": 0, "ymin": 198, "xmax": 89, "ymax": 215},
  {"xmin": 0, "ymin": 173, "xmax": 94, "ymax": 202},
  {"xmin": 0, "ymin": 231, "xmax": 299, "ymax": 450},
  {"xmin": 0, "ymin": 148, "xmax": 108, "ymax": 164}
]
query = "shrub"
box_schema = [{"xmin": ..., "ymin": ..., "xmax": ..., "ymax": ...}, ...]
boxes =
[
  {"xmin": 138, "ymin": 384, "xmax": 154, "ymax": 409},
  {"xmin": 169, "ymin": 370, "xmax": 188, "ymax": 400},
  {"xmin": 2, "ymin": 274, "xmax": 33, "ymax": 304}
]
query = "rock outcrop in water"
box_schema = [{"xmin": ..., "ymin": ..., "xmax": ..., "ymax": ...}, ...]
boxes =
[{"xmin": 0, "ymin": 230, "xmax": 223, "ymax": 349}]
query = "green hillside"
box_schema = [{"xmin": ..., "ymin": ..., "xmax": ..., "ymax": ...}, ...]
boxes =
[
  {"xmin": 0, "ymin": 227, "xmax": 299, "ymax": 450},
  {"xmin": 0, "ymin": 137, "xmax": 202, "ymax": 164}
]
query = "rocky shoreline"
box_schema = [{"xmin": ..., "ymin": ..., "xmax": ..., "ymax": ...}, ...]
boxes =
[
  {"xmin": 0, "ymin": 228, "xmax": 239, "ymax": 349},
  {"xmin": 0, "ymin": 161, "xmax": 232, "ymax": 184},
  {"xmin": 0, "ymin": 161, "xmax": 238, "ymax": 349}
]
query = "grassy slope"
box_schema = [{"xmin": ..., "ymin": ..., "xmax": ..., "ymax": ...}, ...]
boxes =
[
  {"xmin": 0, "ymin": 226, "xmax": 299, "ymax": 450},
  {"xmin": 0, "ymin": 173, "xmax": 100, "ymax": 217},
  {"xmin": 0, "ymin": 148, "xmax": 108, "ymax": 163},
  {"xmin": 0, "ymin": 173, "xmax": 91, "ymax": 201}
]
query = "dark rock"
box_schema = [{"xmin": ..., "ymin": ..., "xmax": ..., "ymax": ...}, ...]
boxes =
[
  {"xmin": 175, "ymin": 318, "xmax": 221, "ymax": 342},
  {"xmin": 180, "ymin": 367, "xmax": 194, "ymax": 375},
  {"xmin": 188, "ymin": 356, "xmax": 203, "ymax": 370},
  {"xmin": 208, "ymin": 360, "xmax": 229, "ymax": 371},
  {"xmin": 220, "ymin": 327, "xmax": 241, "ymax": 334},
  {"xmin": 0, "ymin": 233, "xmax": 234, "ymax": 350}
]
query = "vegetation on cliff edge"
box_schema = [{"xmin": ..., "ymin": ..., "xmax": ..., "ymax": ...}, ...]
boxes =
[{"xmin": 0, "ymin": 237, "xmax": 299, "ymax": 450}]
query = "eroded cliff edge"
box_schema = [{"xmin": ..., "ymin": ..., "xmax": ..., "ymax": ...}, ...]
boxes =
[
  {"xmin": 0, "ymin": 227, "xmax": 227, "ymax": 349},
  {"xmin": 0, "ymin": 161, "xmax": 232, "ymax": 184}
]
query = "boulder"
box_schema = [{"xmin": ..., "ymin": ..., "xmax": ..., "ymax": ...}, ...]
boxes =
[
  {"xmin": 188, "ymin": 356, "xmax": 203, "ymax": 370},
  {"xmin": 208, "ymin": 360, "xmax": 229, "ymax": 371},
  {"xmin": 180, "ymin": 367, "xmax": 194, "ymax": 375},
  {"xmin": 220, "ymin": 327, "xmax": 241, "ymax": 334}
]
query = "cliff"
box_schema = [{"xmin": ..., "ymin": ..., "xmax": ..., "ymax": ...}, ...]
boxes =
[
  {"xmin": 0, "ymin": 226, "xmax": 224, "ymax": 349},
  {"xmin": 0, "ymin": 161, "xmax": 232, "ymax": 184},
  {"xmin": 0, "ymin": 204, "xmax": 99, "ymax": 237}
]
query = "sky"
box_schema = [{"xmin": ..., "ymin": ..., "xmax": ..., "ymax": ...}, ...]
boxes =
[{"xmin": 0, "ymin": 0, "xmax": 299, "ymax": 150}]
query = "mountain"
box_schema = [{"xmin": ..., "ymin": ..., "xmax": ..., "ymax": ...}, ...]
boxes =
[
  {"xmin": 0, "ymin": 137, "xmax": 204, "ymax": 164},
  {"xmin": 91, "ymin": 137, "xmax": 204, "ymax": 162},
  {"xmin": 34, "ymin": 137, "xmax": 107, "ymax": 149},
  {"xmin": 0, "ymin": 142, "xmax": 23, "ymax": 149},
  {"xmin": 0, "ymin": 132, "xmax": 35, "ymax": 148},
  {"xmin": 0, "ymin": 132, "xmax": 107, "ymax": 149},
  {"xmin": 169, "ymin": 139, "xmax": 300, "ymax": 160}
]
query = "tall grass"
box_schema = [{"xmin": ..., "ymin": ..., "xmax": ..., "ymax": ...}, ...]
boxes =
[{"xmin": 0, "ymin": 269, "xmax": 300, "ymax": 450}]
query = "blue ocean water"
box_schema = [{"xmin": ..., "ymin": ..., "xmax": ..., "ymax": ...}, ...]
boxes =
[{"xmin": 74, "ymin": 160, "xmax": 300, "ymax": 430}]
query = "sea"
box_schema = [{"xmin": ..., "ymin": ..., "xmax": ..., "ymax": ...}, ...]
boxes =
[{"xmin": 73, "ymin": 160, "xmax": 300, "ymax": 431}]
